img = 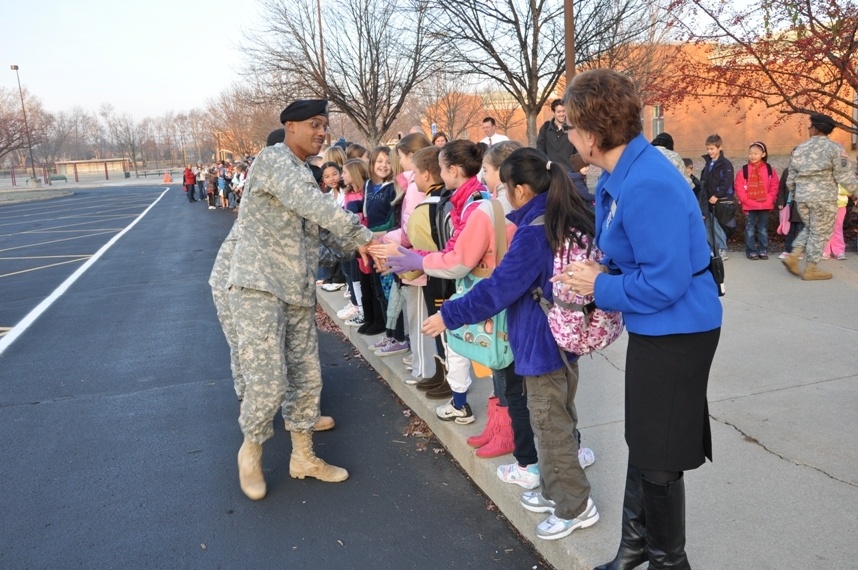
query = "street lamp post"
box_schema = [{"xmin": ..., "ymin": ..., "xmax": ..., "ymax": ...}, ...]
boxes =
[{"xmin": 10, "ymin": 65, "xmax": 38, "ymax": 181}]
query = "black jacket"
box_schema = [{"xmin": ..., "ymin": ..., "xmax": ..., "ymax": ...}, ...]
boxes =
[{"xmin": 536, "ymin": 120, "xmax": 576, "ymax": 170}]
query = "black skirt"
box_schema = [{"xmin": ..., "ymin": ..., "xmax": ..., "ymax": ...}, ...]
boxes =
[{"xmin": 625, "ymin": 328, "xmax": 720, "ymax": 472}]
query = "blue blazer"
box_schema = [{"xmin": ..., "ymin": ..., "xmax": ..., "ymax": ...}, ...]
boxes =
[
  {"xmin": 593, "ymin": 134, "xmax": 722, "ymax": 335},
  {"xmin": 439, "ymin": 192, "xmax": 576, "ymax": 377}
]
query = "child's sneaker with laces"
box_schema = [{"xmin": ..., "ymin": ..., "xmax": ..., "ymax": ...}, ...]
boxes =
[
  {"xmin": 376, "ymin": 339, "xmax": 409, "ymax": 357},
  {"xmin": 369, "ymin": 337, "xmax": 392, "ymax": 351},
  {"xmin": 336, "ymin": 304, "xmax": 360, "ymax": 320},
  {"xmin": 520, "ymin": 491, "xmax": 556, "ymax": 513},
  {"xmin": 343, "ymin": 313, "xmax": 365, "ymax": 327},
  {"xmin": 535, "ymin": 497, "xmax": 599, "ymax": 541},
  {"xmin": 435, "ymin": 400, "xmax": 475, "ymax": 424},
  {"xmin": 497, "ymin": 462, "xmax": 540, "ymax": 489}
]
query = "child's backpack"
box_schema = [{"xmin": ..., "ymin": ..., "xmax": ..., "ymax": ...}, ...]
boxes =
[
  {"xmin": 530, "ymin": 217, "xmax": 624, "ymax": 356},
  {"xmin": 435, "ymin": 188, "xmax": 491, "ymax": 251}
]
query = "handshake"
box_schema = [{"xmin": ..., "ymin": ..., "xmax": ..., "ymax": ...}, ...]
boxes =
[{"xmin": 356, "ymin": 239, "xmax": 425, "ymax": 275}]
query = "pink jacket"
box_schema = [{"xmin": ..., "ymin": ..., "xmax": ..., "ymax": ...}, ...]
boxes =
[
  {"xmin": 423, "ymin": 199, "xmax": 516, "ymax": 281},
  {"xmin": 735, "ymin": 161, "xmax": 779, "ymax": 211}
]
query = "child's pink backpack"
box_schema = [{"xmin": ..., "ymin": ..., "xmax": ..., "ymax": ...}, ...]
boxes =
[{"xmin": 531, "ymin": 223, "xmax": 624, "ymax": 356}]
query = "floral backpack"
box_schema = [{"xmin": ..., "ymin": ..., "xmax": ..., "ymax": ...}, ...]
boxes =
[{"xmin": 530, "ymin": 218, "xmax": 624, "ymax": 356}]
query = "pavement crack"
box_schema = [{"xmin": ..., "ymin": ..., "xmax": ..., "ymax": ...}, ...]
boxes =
[{"xmin": 709, "ymin": 413, "xmax": 856, "ymax": 488}]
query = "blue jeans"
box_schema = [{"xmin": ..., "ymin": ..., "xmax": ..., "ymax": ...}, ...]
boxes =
[{"xmin": 744, "ymin": 210, "xmax": 770, "ymax": 255}]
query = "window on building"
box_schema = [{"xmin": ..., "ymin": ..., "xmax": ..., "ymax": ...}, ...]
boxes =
[{"xmin": 652, "ymin": 105, "xmax": 664, "ymax": 136}]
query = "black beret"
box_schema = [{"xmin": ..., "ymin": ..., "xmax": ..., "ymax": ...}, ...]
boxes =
[
  {"xmin": 280, "ymin": 100, "xmax": 329, "ymax": 124},
  {"xmin": 810, "ymin": 113, "xmax": 836, "ymax": 134},
  {"xmin": 266, "ymin": 128, "xmax": 285, "ymax": 147},
  {"xmin": 651, "ymin": 132, "xmax": 675, "ymax": 151}
]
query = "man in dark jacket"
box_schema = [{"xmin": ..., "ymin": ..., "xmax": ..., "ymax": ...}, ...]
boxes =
[{"xmin": 536, "ymin": 99, "xmax": 577, "ymax": 173}]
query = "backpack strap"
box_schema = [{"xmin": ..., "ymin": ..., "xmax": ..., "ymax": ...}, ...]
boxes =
[
  {"xmin": 491, "ymin": 199, "xmax": 508, "ymax": 264},
  {"xmin": 530, "ymin": 286, "xmax": 577, "ymax": 373}
]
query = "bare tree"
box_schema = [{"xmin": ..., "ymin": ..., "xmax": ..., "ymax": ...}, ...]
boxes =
[
  {"xmin": 205, "ymin": 85, "xmax": 277, "ymax": 159},
  {"xmin": 429, "ymin": 0, "xmax": 683, "ymax": 145},
  {"xmin": 31, "ymin": 111, "xmax": 76, "ymax": 166},
  {"xmin": 245, "ymin": 0, "xmax": 440, "ymax": 146},
  {"xmin": 415, "ymin": 75, "xmax": 485, "ymax": 140},
  {"xmin": 0, "ymin": 86, "xmax": 47, "ymax": 164},
  {"xmin": 100, "ymin": 104, "xmax": 144, "ymax": 175}
]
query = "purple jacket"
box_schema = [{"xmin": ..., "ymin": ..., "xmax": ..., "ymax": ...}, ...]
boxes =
[{"xmin": 439, "ymin": 192, "xmax": 576, "ymax": 377}]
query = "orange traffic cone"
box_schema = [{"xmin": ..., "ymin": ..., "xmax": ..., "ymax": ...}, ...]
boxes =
[{"xmin": 163, "ymin": 171, "xmax": 172, "ymax": 183}]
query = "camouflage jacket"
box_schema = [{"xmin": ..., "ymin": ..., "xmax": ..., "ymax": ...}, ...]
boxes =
[
  {"xmin": 786, "ymin": 136, "xmax": 858, "ymax": 202},
  {"xmin": 228, "ymin": 144, "xmax": 372, "ymax": 306}
]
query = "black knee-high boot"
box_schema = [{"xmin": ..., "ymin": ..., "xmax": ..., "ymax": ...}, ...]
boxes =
[
  {"xmin": 595, "ymin": 464, "xmax": 648, "ymax": 570},
  {"xmin": 642, "ymin": 474, "xmax": 690, "ymax": 569}
]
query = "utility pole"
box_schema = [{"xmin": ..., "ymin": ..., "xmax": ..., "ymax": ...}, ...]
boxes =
[
  {"xmin": 10, "ymin": 65, "xmax": 38, "ymax": 180},
  {"xmin": 564, "ymin": 0, "xmax": 575, "ymax": 83}
]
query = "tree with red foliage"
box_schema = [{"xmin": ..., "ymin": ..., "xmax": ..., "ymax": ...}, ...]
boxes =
[{"xmin": 673, "ymin": 0, "xmax": 858, "ymax": 135}]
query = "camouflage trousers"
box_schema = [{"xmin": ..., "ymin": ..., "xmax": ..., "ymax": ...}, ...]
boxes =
[
  {"xmin": 793, "ymin": 202, "xmax": 838, "ymax": 264},
  {"xmin": 210, "ymin": 239, "xmax": 244, "ymax": 399},
  {"xmin": 232, "ymin": 287, "xmax": 321, "ymax": 444}
]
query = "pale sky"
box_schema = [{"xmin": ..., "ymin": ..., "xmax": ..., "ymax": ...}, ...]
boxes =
[{"xmin": 2, "ymin": 0, "xmax": 260, "ymax": 119}]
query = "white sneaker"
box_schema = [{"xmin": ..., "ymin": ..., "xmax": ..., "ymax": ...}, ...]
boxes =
[
  {"xmin": 578, "ymin": 447, "xmax": 595, "ymax": 468},
  {"xmin": 497, "ymin": 462, "xmax": 540, "ymax": 489},
  {"xmin": 321, "ymin": 283, "xmax": 345, "ymax": 292},
  {"xmin": 435, "ymin": 400, "xmax": 475, "ymax": 424},
  {"xmin": 520, "ymin": 491, "xmax": 556, "ymax": 513},
  {"xmin": 778, "ymin": 252, "xmax": 790, "ymax": 259},
  {"xmin": 336, "ymin": 304, "xmax": 360, "ymax": 320},
  {"xmin": 535, "ymin": 497, "xmax": 599, "ymax": 540},
  {"xmin": 836, "ymin": 253, "xmax": 847, "ymax": 260}
]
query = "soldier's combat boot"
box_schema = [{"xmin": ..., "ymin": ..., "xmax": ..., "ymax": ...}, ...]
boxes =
[
  {"xmin": 782, "ymin": 246, "xmax": 804, "ymax": 276},
  {"xmin": 237, "ymin": 437, "xmax": 266, "ymax": 500},
  {"xmin": 289, "ymin": 431, "xmax": 349, "ymax": 482},
  {"xmin": 802, "ymin": 263, "xmax": 832, "ymax": 280},
  {"xmin": 313, "ymin": 415, "xmax": 335, "ymax": 431}
]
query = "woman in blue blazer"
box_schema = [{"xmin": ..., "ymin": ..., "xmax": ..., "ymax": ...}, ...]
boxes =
[{"xmin": 556, "ymin": 69, "xmax": 722, "ymax": 570}]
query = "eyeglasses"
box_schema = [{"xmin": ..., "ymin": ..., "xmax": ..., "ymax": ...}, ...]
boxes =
[{"xmin": 308, "ymin": 119, "xmax": 329, "ymax": 132}]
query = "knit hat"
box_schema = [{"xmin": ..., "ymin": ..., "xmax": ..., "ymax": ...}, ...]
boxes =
[
  {"xmin": 280, "ymin": 100, "xmax": 329, "ymax": 124},
  {"xmin": 809, "ymin": 113, "xmax": 836, "ymax": 134},
  {"xmin": 749, "ymin": 141, "xmax": 768, "ymax": 162},
  {"xmin": 651, "ymin": 132, "xmax": 675, "ymax": 151}
]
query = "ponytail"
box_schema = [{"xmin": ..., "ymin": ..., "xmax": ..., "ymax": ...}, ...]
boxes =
[{"xmin": 500, "ymin": 148, "xmax": 594, "ymax": 252}]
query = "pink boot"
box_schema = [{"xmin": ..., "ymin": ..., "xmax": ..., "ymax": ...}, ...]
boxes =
[
  {"xmin": 476, "ymin": 405, "xmax": 515, "ymax": 458},
  {"xmin": 467, "ymin": 397, "xmax": 499, "ymax": 448}
]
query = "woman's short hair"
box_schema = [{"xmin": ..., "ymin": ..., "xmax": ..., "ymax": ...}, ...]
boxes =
[{"xmin": 562, "ymin": 69, "xmax": 642, "ymax": 151}]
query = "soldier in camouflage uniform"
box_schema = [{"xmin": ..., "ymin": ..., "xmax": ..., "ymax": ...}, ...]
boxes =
[
  {"xmin": 209, "ymin": 127, "xmax": 354, "ymax": 425},
  {"xmin": 782, "ymin": 114, "xmax": 858, "ymax": 280},
  {"xmin": 226, "ymin": 101, "xmax": 375, "ymax": 500}
]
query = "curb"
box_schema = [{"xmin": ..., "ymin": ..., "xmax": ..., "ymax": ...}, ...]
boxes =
[{"xmin": 317, "ymin": 289, "xmax": 596, "ymax": 570}]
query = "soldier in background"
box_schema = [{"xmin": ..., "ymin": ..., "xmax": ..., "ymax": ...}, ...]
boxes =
[
  {"xmin": 227, "ymin": 100, "xmax": 375, "ymax": 500},
  {"xmin": 782, "ymin": 113, "xmax": 858, "ymax": 280}
]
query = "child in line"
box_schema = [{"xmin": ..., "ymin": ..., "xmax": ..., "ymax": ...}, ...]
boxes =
[
  {"xmin": 735, "ymin": 141, "xmax": 779, "ymax": 260},
  {"xmin": 373, "ymin": 134, "xmax": 435, "ymax": 363},
  {"xmin": 348, "ymin": 147, "xmax": 396, "ymax": 336},
  {"xmin": 376, "ymin": 140, "xmax": 509, "ymax": 423},
  {"xmin": 318, "ymin": 161, "xmax": 348, "ymax": 291},
  {"xmin": 337, "ymin": 159, "xmax": 369, "ymax": 323},
  {"xmin": 700, "ymin": 134, "xmax": 735, "ymax": 260},
  {"xmin": 421, "ymin": 147, "xmax": 599, "ymax": 540}
]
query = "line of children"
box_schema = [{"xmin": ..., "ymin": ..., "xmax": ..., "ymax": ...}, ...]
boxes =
[
  {"xmin": 420, "ymin": 147, "xmax": 599, "ymax": 541},
  {"xmin": 338, "ymin": 159, "xmax": 369, "ymax": 323}
]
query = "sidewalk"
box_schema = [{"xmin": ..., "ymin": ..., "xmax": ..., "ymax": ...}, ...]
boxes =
[
  {"xmin": 0, "ymin": 176, "xmax": 169, "ymax": 204},
  {"xmin": 316, "ymin": 256, "xmax": 858, "ymax": 569}
]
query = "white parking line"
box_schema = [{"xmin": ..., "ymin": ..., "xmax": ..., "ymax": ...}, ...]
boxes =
[{"xmin": 0, "ymin": 188, "xmax": 170, "ymax": 356}]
